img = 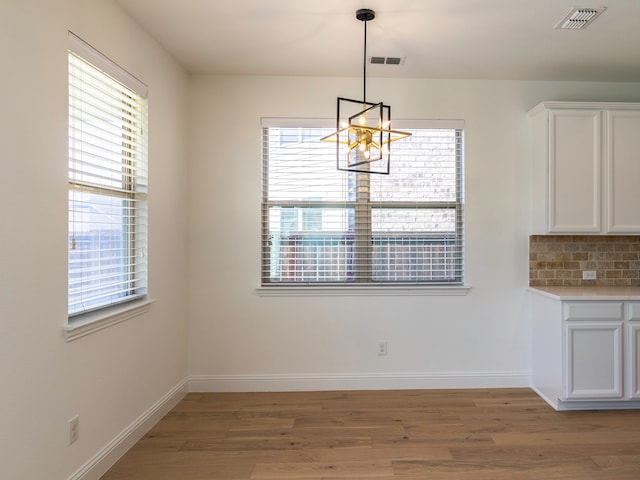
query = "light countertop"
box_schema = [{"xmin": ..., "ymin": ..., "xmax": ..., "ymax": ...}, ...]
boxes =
[{"xmin": 529, "ymin": 286, "xmax": 640, "ymax": 301}]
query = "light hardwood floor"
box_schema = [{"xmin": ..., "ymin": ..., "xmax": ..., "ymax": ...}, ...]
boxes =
[{"xmin": 101, "ymin": 388, "xmax": 640, "ymax": 479}]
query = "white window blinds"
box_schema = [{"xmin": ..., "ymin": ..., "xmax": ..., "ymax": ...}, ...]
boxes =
[
  {"xmin": 261, "ymin": 119, "xmax": 464, "ymax": 286},
  {"xmin": 68, "ymin": 34, "xmax": 148, "ymax": 316}
]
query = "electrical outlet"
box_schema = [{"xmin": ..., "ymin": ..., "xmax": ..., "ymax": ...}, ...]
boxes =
[
  {"xmin": 377, "ymin": 341, "xmax": 388, "ymax": 356},
  {"xmin": 69, "ymin": 415, "xmax": 79, "ymax": 445},
  {"xmin": 582, "ymin": 270, "xmax": 597, "ymax": 280}
]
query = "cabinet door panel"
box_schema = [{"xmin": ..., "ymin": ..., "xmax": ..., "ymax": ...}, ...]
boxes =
[
  {"xmin": 606, "ymin": 110, "xmax": 640, "ymax": 233},
  {"xmin": 549, "ymin": 110, "xmax": 601, "ymax": 232},
  {"xmin": 629, "ymin": 323, "xmax": 640, "ymax": 399},
  {"xmin": 564, "ymin": 322, "xmax": 623, "ymax": 399}
]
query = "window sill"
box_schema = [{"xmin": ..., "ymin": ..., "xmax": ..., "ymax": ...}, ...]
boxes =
[
  {"xmin": 255, "ymin": 285, "xmax": 471, "ymax": 297},
  {"xmin": 64, "ymin": 298, "xmax": 155, "ymax": 342}
]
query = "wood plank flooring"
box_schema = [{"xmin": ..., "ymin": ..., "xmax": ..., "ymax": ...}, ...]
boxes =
[{"xmin": 100, "ymin": 388, "xmax": 640, "ymax": 479}]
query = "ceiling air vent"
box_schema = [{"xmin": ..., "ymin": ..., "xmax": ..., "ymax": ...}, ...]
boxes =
[
  {"xmin": 369, "ymin": 56, "xmax": 405, "ymax": 66},
  {"xmin": 555, "ymin": 7, "xmax": 607, "ymax": 30}
]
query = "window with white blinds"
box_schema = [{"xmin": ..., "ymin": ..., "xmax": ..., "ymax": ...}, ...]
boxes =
[
  {"xmin": 261, "ymin": 119, "xmax": 464, "ymax": 286},
  {"xmin": 68, "ymin": 33, "xmax": 148, "ymax": 317}
]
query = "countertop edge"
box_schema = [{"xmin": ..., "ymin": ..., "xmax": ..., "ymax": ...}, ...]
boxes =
[{"xmin": 528, "ymin": 286, "xmax": 640, "ymax": 301}]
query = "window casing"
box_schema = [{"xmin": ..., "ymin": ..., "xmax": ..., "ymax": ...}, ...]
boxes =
[
  {"xmin": 261, "ymin": 119, "xmax": 464, "ymax": 287},
  {"xmin": 68, "ymin": 34, "xmax": 148, "ymax": 318}
]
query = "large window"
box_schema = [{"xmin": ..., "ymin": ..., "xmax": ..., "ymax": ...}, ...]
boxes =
[
  {"xmin": 261, "ymin": 119, "xmax": 464, "ymax": 286},
  {"xmin": 68, "ymin": 34, "xmax": 148, "ymax": 317}
]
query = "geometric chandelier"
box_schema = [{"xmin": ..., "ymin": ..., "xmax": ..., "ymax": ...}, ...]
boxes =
[{"xmin": 321, "ymin": 8, "xmax": 411, "ymax": 174}]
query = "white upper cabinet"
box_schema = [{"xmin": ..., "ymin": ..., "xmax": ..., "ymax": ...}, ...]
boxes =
[
  {"xmin": 530, "ymin": 102, "xmax": 640, "ymax": 234},
  {"xmin": 606, "ymin": 110, "xmax": 640, "ymax": 233}
]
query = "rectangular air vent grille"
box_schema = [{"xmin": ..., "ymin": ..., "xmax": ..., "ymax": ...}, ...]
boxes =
[
  {"xmin": 555, "ymin": 7, "xmax": 606, "ymax": 30},
  {"xmin": 369, "ymin": 56, "xmax": 405, "ymax": 66}
]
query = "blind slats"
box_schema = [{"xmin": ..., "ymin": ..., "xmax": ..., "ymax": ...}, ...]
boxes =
[
  {"xmin": 262, "ymin": 125, "xmax": 464, "ymax": 286},
  {"xmin": 68, "ymin": 39, "xmax": 148, "ymax": 317}
]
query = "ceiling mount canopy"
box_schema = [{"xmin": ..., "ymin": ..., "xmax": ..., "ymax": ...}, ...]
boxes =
[
  {"xmin": 321, "ymin": 8, "xmax": 411, "ymax": 174},
  {"xmin": 355, "ymin": 7, "xmax": 375, "ymax": 22}
]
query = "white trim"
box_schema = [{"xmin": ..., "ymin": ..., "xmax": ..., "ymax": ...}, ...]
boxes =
[
  {"xmin": 66, "ymin": 378, "xmax": 188, "ymax": 480},
  {"xmin": 260, "ymin": 117, "xmax": 465, "ymax": 130},
  {"xmin": 256, "ymin": 285, "xmax": 470, "ymax": 297},
  {"xmin": 64, "ymin": 299, "xmax": 155, "ymax": 342},
  {"xmin": 189, "ymin": 371, "xmax": 530, "ymax": 392},
  {"xmin": 68, "ymin": 32, "xmax": 148, "ymax": 98},
  {"xmin": 532, "ymin": 385, "xmax": 640, "ymax": 411},
  {"xmin": 531, "ymin": 386, "xmax": 560, "ymax": 410},
  {"xmin": 556, "ymin": 400, "xmax": 640, "ymax": 411},
  {"xmin": 529, "ymin": 101, "xmax": 640, "ymax": 116}
]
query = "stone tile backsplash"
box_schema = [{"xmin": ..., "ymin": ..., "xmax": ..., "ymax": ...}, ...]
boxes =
[{"xmin": 529, "ymin": 235, "xmax": 640, "ymax": 287}]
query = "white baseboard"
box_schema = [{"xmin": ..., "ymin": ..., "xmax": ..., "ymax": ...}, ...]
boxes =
[
  {"xmin": 531, "ymin": 386, "xmax": 640, "ymax": 411},
  {"xmin": 530, "ymin": 386, "xmax": 559, "ymax": 409},
  {"xmin": 189, "ymin": 371, "xmax": 532, "ymax": 392},
  {"xmin": 67, "ymin": 377, "xmax": 188, "ymax": 480}
]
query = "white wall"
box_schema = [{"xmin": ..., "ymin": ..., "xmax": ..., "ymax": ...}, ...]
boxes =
[
  {"xmin": 0, "ymin": 1, "xmax": 189, "ymax": 479},
  {"xmin": 5, "ymin": 1, "xmax": 640, "ymax": 477},
  {"xmin": 187, "ymin": 75, "xmax": 640, "ymax": 391}
]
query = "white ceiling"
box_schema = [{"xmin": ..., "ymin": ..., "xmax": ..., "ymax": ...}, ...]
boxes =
[{"xmin": 115, "ymin": 0, "xmax": 640, "ymax": 82}]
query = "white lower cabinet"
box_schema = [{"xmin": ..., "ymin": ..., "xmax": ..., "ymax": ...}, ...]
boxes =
[
  {"xmin": 564, "ymin": 321, "xmax": 623, "ymax": 400},
  {"xmin": 532, "ymin": 294, "xmax": 640, "ymax": 410}
]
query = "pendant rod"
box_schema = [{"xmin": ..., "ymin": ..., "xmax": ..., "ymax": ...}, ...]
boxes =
[
  {"xmin": 356, "ymin": 8, "xmax": 375, "ymax": 103},
  {"xmin": 363, "ymin": 18, "xmax": 367, "ymax": 103}
]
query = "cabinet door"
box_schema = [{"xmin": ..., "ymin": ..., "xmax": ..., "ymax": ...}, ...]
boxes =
[
  {"xmin": 628, "ymin": 323, "xmax": 640, "ymax": 398},
  {"xmin": 605, "ymin": 110, "xmax": 640, "ymax": 233},
  {"xmin": 548, "ymin": 110, "xmax": 601, "ymax": 232},
  {"xmin": 564, "ymin": 322, "xmax": 623, "ymax": 399}
]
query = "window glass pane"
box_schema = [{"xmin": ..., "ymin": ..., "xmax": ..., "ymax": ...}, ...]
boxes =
[
  {"xmin": 371, "ymin": 208, "xmax": 459, "ymax": 282},
  {"xmin": 69, "ymin": 53, "xmax": 142, "ymax": 191},
  {"xmin": 370, "ymin": 129, "xmax": 460, "ymax": 202},
  {"xmin": 372, "ymin": 235, "xmax": 461, "ymax": 282},
  {"xmin": 68, "ymin": 190, "xmax": 133, "ymax": 314},
  {"xmin": 265, "ymin": 128, "xmax": 352, "ymax": 202},
  {"xmin": 266, "ymin": 206, "xmax": 355, "ymax": 282},
  {"xmin": 372, "ymin": 208, "xmax": 456, "ymax": 233}
]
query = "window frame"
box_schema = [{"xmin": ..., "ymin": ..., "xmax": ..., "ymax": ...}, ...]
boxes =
[
  {"xmin": 259, "ymin": 118, "xmax": 468, "ymax": 295},
  {"xmin": 66, "ymin": 33, "xmax": 152, "ymax": 338}
]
